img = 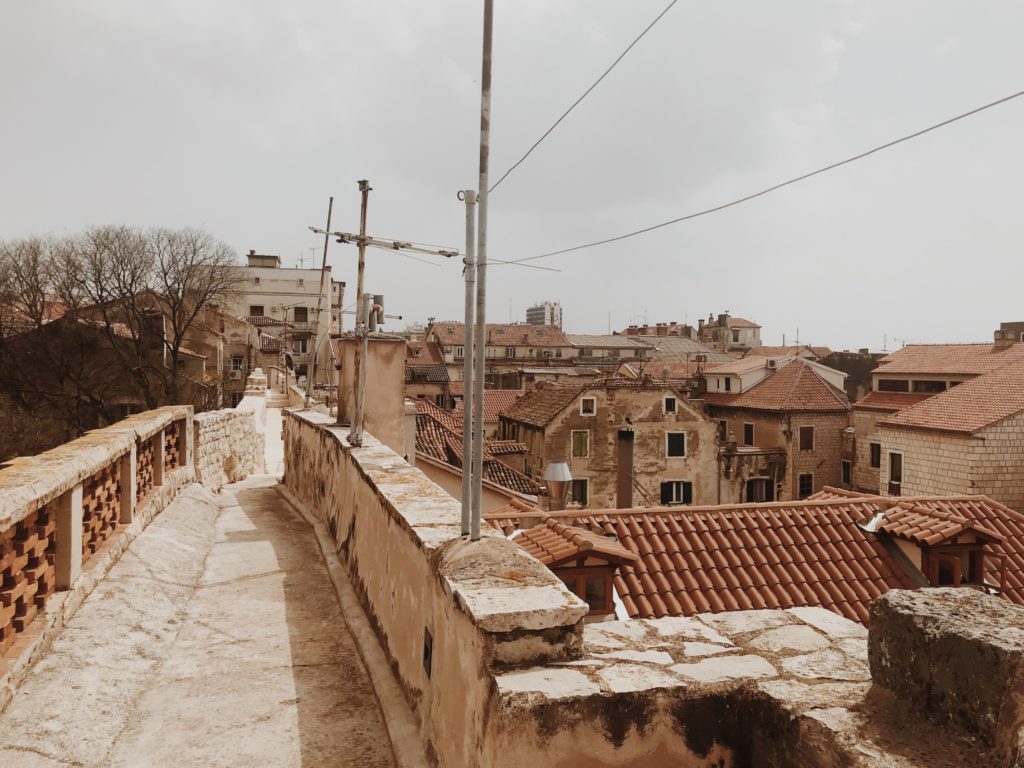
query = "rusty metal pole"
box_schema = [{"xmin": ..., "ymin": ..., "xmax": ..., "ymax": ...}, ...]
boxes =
[
  {"xmin": 346, "ymin": 180, "xmax": 371, "ymax": 435},
  {"xmin": 471, "ymin": 0, "xmax": 494, "ymax": 541},
  {"xmin": 305, "ymin": 195, "xmax": 333, "ymax": 409},
  {"xmin": 460, "ymin": 190, "xmax": 477, "ymax": 536}
]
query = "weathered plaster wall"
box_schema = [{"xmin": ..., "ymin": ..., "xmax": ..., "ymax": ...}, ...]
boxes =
[
  {"xmin": 542, "ymin": 386, "xmax": 719, "ymax": 508},
  {"xmin": 282, "ymin": 410, "xmax": 586, "ymax": 767},
  {"xmin": 336, "ymin": 335, "xmax": 407, "ymax": 455},
  {"xmin": 193, "ymin": 409, "xmax": 265, "ymax": 490}
]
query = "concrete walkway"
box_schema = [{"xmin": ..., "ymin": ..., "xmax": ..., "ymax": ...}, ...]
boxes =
[{"xmin": 0, "ymin": 476, "xmax": 396, "ymax": 768}]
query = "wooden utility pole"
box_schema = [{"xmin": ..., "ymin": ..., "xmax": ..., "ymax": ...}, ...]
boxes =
[
  {"xmin": 348, "ymin": 180, "xmax": 372, "ymax": 436},
  {"xmin": 305, "ymin": 195, "xmax": 334, "ymax": 409}
]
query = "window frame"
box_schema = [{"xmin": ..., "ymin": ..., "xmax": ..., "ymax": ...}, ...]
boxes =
[
  {"xmin": 571, "ymin": 429, "xmax": 590, "ymax": 459},
  {"xmin": 570, "ymin": 478, "xmax": 589, "ymax": 506},
  {"xmin": 797, "ymin": 472, "xmax": 814, "ymax": 499},
  {"xmin": 580, "ymin": 397, "xmax": 597, "ymax": 416},
  {"xmin": 841, "ymin": 460, "xmax": 852, "ymax": 486},
  {"xmin": 799, "ymin": 425, "xmax": 815, "ymax": 451},
  {"xmin": 660, "ymin": 480, "xmax": 693, "ymax": 505},
  {"xmin": 454, "ymin": 346, "xmax": 464, "ymax": 359},
  {"xmin": 889, "ymin": 451, "xmax": 904, "ymax": 483},
  {"xmin": 743, "ymin": 422, "xmax": 755, "ymax": 447},
  {"xmin": 230, "ymin": 357, "xmax": 243, "ymax": 371},
  {"xmin": 666, "ymin": 431, "xmax": 687, "ymax": 458},
  {"xmin": 249, "ymin": 305, "xmax": 265, "ymax": 317},
  {"xmin": 869, "ymin": 442, "xmax": 881, "ymax": 469},
  {"xmin": 724, "ymin": 377, "xmax": 732, "ymax": 392},
  {"xmin": 663, "ymin": 396, "xmax": 677, "ymax": 415}
]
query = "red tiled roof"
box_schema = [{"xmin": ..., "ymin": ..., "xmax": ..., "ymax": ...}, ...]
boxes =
[
  {"xmin": 814, "ymin": 488, "xmax": 1024, "ymax": 606},
  {"xmin": 499, "ymin": 383, "xmax": 588, "ymax": 428},
  {"xmin": 428, "ymin": 321, "xmax": 569, "ymax": 347},
  {"xmin": 414, "ymin": 401, "xmax": 540, "ymax": 496},
  {"xmin": 872, "ymin": 506, "xmax": 1002, "ymax": 546},
  {"xmin": 516, "ymin": 518, "xmax": 638, "ymax": 567},
  {"xmin": 726, "ymin": 317, "xmax": 760, "ymax": 328},
  {"xmin": 260, "ymin": 333, "xmax": 282, "ymax": 353},
  {"xmin": 853, "ymin": 391, "xmax": 934, "ymax": 412},
  {"xmin": 454, "ymin": 389, "xmax": 525, "ymax": 422},
  {"xmin": 705, "ymin": 355, "xmax": 785, "ymax": 375},
  {"xmin": 873, "ymin": 343, "xmax": 1024, "ymax": 375},
  {"xmin": 406, "ymin": 341, "xmax": 444, "ymax": 365},
  {"xmin": 490, "ymin": 491, "xmax": 1024, "ymax": 623},
  {"xmin": 702, "ymin": 359, "xmax": 849, "ymax": 412},
  {"xmin": 405, "ymin": 364, "xmax": 449, "ymax": 384},
  {"xmin": 246, "ymin": 316, "xmax": 287, "ymax": 327},
  {"xmin": 748, "ymin": 345, "xmax": 831, "ymax": 359},
  {"xmin": 881, "ymin": 359, "xmax": 1024, "ymax": 434}
]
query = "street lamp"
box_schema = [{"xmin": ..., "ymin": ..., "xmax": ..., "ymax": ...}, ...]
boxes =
[{"xmin": 544, "ymin": 460, "xmax": 573, "ymax": 512}]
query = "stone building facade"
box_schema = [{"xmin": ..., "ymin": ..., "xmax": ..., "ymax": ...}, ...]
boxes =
[{"xmin": 500, "ymin": 381, "xmax": 720, "ymax": 509}]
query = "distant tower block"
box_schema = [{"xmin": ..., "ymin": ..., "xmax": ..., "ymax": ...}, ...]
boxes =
[{"xmin": 526, "ymin": 301, "xmax": 562, "ymax": 329}]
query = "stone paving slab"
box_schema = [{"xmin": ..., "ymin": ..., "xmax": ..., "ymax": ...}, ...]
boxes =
[{"xmin": 0, "ymin": 477, "xmax": 396, "ymax": 768}]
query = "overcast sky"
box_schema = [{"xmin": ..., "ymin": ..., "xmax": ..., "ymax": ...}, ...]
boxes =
[{"xmin": 3, "ymin": 1, "xmax": 1023, "ymax": 351}]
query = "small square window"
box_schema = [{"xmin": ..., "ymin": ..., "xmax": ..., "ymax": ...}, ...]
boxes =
[
  {"xmin": 799, "ymin": 425, "xmax": 814, "ymax": 451},
  {"xmin": 571, "ymin": 430, "xmax": 590, "ymax": 458},
  {"xmin": 249, "ymin": 305, "xmax": 265, "ymax": 317},
  {"xmin": 230, "ymin": 357, "xmax": 243, "ymax": 371},
  {"xmin": 570, "ymin": 479, "xmax": 588, "ymax": 506},
  {"xmin": 664, "ymin": 396, "xmax": 677, "ymax": 414},
  {"xmin": 455, "ymin": 346, "xmax": 464, "ymax": 359},
  {"xmin": 660, "ymin": 480, "xmax": 693, "ymax": 505},
  {"xmin": 580, "ymin": 397, "xmax": 596, "ymax": 416},
  {"xmin": 667, "ymin": 432, "xmax": 686, "ymax": 457},
  {"xmin": 869, "ymin": 442, "xmax": 881, "ymax": 469},
  {"xmin": 798, "ymin": 473, "xmax": 813, "ymax": 499},
  {"xmin": 253, "ymin": 276, "xmax": 261, "ymax": 286},
  {"xmin": 743, "ymin": 423, "xmax": 754, "ymax": 446}
]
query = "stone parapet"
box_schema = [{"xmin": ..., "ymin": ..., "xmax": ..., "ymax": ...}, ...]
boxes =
[
  {"xmin": 870, "ymin": 588, "xmax": 1024, "ymax": 765},
  {"xmin": 193, "ymin": 409, "xmax": 265, "ymax": 490}
]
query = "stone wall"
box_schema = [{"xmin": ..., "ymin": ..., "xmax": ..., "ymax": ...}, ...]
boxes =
[
  {"xmin": 870, "ymin": 589, "xmax": 1024, "ymax": 765},
  {"xmin": 878, "ymin": 425, "xmax": 978, "ymax": 497},
  {"xmin": 852, "ymin": 408, "xmax": 884, "ymax": 493},
  {"xmin": 282, "ymin": 409, "xmax": 587, "ymax": 767},
  {"xmin": 788, "ymin": 412, "xmax": 849, "ymax": 499},
  {"xmin": 972, "ymin": 412, "xmax": 1024, "ymax": 512},
  {"xmin": 193, "ymin": 409, "xmax": 265, "ymax": 490}
]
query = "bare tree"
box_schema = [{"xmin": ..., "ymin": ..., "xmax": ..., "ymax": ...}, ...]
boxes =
[{"xmin": 0, "ymin": 226, "xmax": 240, "ymax": 456}]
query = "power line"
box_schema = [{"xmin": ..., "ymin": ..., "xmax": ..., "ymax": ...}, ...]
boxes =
[
  {"xmin": 489, "ymin": 0, "xmax": 679, "ymax": 193},
  {"xmin": 509, "ymin": 87, "xmax": 1024, "ymax": 264}
]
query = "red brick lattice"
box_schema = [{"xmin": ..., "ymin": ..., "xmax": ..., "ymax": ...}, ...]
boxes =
[
  {"xmin": 0, "ymin": 504, "xmax": 57, "ymax": 655},
  {"xmin": 136, "ymin": 439, "xmax": 154, "ymax": 503},
  {"xmin": 82, "ymin": 462, "xmax": 121, "ymax": 564},
  {"xmin": 164, "ymin": 420, "xmax": 184, "ymax": 471}
]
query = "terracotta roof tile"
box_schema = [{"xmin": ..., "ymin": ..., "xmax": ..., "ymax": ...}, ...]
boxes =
[
  {"xmin": 406, "ymin": 341, "xmax": 444, "ymax": 364},
  {"xmin": 853, "ymin": 391, "xmax": 934, "ymax": 412},
  {"xmin": 499, "ymin": 383, "xmax": 588, "ymax": 427},
  {"xmin": 702, "ymin": 359, "xmax": 849, "ymax": 412},
  {"xmin": 428, "ymin": 321, "xmax": 569, "ymax": 347},
  {"xmin": 748, "ymin": 345, "xmax": 832, "ymax": 359},
  {"xmin": 881, "ymin": 360, "xmax": 1024, "ymax": 433},
  {"xmin": 873, "ymin": 342, "xmax": 1024, "ymax": 375},
  {"xmin": 872, "ymin": 506, "xmax": 1003, "ymax": 546},
  {"xmin": 516, "ymin": 518, "xmax": 639, "ymax": 567},
  {"xmin": 705, "ymin": 356, "xmax": 786, "ymax": 375},
  {"xmin": 454, "ymin": 389, "xmax": 525, "ymax": 422},
  {"xmin": 405, "ymin": 364, "xmax": 449, "ymax": 384}
]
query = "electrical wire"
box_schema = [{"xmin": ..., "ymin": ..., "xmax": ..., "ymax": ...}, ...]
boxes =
[
  {"xmin": 509, "ymin": 87, "xmax": 1024, "ymax": 264},
  {"xmin": 489, "ymin": 0, "xmax": 680, "ymax": 193}
]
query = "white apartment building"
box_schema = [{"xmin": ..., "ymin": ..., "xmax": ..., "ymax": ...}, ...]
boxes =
[
  {"xmin": 526, "ymin": 301, "xmax": 562, "ymax": 329},
  {"xmin": 224, "ymin": 251, "xmax": 345, "ymax": 386}
]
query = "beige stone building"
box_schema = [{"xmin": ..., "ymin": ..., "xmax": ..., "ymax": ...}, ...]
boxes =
[
  {"xmin": 699, "ymin": 357, "xmax": 851, "ymax": 502},
  {"xmin": 851, "ymin": 335, "xmax": 1024, "ymax": 502},
  {"xmin": 222, "ymin": 251, "xmax": 345, "ymax": 386},
  {"xmin": 499, "ymin": 380, "xmax": 720, "ymax": 509},
  {"xmin": 697, "ymin": 312, "xmax": 762, "ymax": 353},
  {"xmin": 875, "ymin": 359, "xmax": 1024, "ymax": 512}
]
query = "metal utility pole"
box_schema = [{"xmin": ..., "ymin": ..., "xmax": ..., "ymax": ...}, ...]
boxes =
[
  {"xmin": 470, "ymin": 0, "xmax": 494, "ymax": 541},
  {"xmin": 305, "ymin": 195, "xmax": 334, "ymax": 409},
  {"xmin": 459, "ymin": 190, "xmax": 478, "ymax": 537},
  {"xmin": 348, "ymin": 180, "xmax": 372, "ymax": 439}
]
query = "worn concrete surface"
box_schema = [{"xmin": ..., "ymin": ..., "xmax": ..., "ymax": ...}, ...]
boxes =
[{"xmin": 0, "ymin": 477, "xmax": 395, "ymax": 768}]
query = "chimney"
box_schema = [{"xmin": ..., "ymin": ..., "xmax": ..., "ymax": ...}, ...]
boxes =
[
  {"xmin": 994, "ymin": 329, "xmax": 1016, "ymax": 349},
  {"xmin": 718, "ymin": 313, "xmax": 729, "ymax": 327},
  {"xmin": 657, "ymin": 324, "xmax": 668, "ymax": 337},
  {"xmin": 698, "ymin": 318, "xmax": 705, "ymax": 332}
]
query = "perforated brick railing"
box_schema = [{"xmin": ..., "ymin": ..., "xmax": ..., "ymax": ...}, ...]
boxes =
[
  {"xmin": 0, "ymin": 406, "xmax": 194, "ymax": 667},
  {"xmin": 0, "ymin": 502, "xmax": 56, "ymax": 656},
  {"xmin": 164, "ymin": 420, "xmax": 184, "ymax": 471},
  {"xmin": 136, "ymin": 439, "xmax": 154, "ymax": 503},
  {"xmin": 81, "ymin": 463, "xmax": 121, "ymax": 565}
]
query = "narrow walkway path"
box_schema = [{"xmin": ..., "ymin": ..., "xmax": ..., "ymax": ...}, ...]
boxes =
[{"xmin": 0, "ymin": 476, "xmax": 396, "ymax": 768}]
